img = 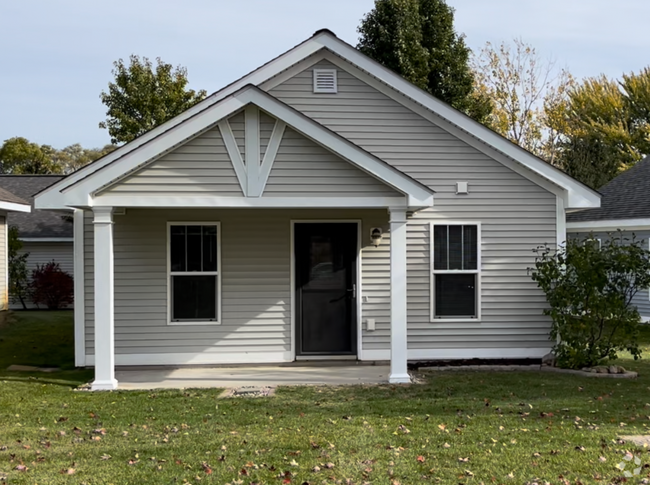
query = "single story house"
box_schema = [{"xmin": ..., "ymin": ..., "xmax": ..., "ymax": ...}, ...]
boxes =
[
  {"xmin": 35, "ymin": 29, "xmax": 600, "ymax": 390},
  {"xmin": 0, "ymin": 176, "xmax": 74, "ymax": 308},
  {"xmin": 567, "ymin": 154, "xmax": 650, "ymax": 320},
  {"xmin": 0, "ymin": 187, "xmax": 31, "ymax": 310}
]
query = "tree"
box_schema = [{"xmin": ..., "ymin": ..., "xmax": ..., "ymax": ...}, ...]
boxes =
[
  {"xmin": 8, "ymin": 226, "xmax": 30, "ymax": 310},
  {"xmin": 51, "ymin": 143, "xmax": 117, "ymax": 173},
  {"xmin": 530, "ymin": 233, "xmax": 650, "ymax": 369},
  {"xmin": 99, "ymin": 55, "xmax": 207, "ymax": 144},
  {"xmin": 471, "ymin": 39, "xmax": 574, "ymax": 163},
  {"xmin": 553, "ymin": 69, "xmax": 650, "ymax": 188},
  {"xmin": 357, "ymin": 0, "xmax": 491, "ymax": 122},
  {"xmin": 0, "ymin": 137, "xmax": 63, "ymax": 174},
  {"xmin": 30, "ymin": 261, "xmax": 74, "ymax": 310}
]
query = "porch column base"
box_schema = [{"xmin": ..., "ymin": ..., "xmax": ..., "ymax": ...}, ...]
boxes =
[
  {"xmin": 389, "ymin": 373, "xmax": 411, "ymax": 384},
  {"xmin": 91, "ymin": 379, "xmax": 118, "ymax": 391}
]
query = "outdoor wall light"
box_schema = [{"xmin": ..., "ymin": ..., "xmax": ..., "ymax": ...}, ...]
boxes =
[{"xmin": 370, "ymin": 227, "xmax": 383, "ymax": 247}]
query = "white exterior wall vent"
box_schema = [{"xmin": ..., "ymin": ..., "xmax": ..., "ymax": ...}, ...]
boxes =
[
  {"xmin": 313, "ymin": 69, "xmax": 337, "ymax": 93},
  {"xmin": 456, "ymin": 181, "xmax": 469, "ymax": 195}
]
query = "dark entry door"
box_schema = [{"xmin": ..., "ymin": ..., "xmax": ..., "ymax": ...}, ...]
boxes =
[{"xmin": 295, "ymin": 223, "xmax": 357, "ymax": 356}]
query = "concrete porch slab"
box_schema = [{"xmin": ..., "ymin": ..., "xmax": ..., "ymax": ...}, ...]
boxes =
[{"xmin": 115, "ymin": 364, "xmax": 391, "ymax": 390}]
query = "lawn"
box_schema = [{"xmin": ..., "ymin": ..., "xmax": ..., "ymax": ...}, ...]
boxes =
[{"xmin": 1, "ymin": 313, "xmax": 650, "ymax": 484}]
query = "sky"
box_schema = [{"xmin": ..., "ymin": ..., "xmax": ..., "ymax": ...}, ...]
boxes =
[{"xmin": 1, "ymin": 0, "xmax": 648, "ymax": 149}]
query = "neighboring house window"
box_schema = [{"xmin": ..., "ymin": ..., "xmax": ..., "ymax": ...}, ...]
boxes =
[
  {"xmin": 168, "ymin": 223, "xmax": 221, "ymax": 324},
  {"xmin": 430, "ymin": 223, "xmax": 480, "ymax": 321}
]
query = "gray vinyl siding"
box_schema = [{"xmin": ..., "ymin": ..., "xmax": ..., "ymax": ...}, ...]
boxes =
[
  {"xmin": 84, "ymin": 209, "xmax": 389, "ymax": 358},
  {"xmin": 228, "ymin": 110, "xmax": 246, "ymax": 161},
  {"xmin": 270, "ymin": 59, "xmax": 557, "ymax": 352},
  {"xmin": 568, "ymin": 230, "xmax": 650, "ymax": 318},
  {"xmin": 264, "ymin": 127, "xmax": 400, "ymax": 198},
  {"xmin": 0, "ymin": 216, "xmax": 6, "ymax": 311},
  {"xmin": 102, "ymin": 126, "xmax": 243, "ymax": 197},
  {"xmin": 9, "ymin": 241, "xmax": 74, "ymax": 309},
  {"xmin": 260, "ymin": 112, "xmax": 275, "ymax": 161}
]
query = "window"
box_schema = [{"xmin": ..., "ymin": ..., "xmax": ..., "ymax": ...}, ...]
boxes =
[
  {"xmin": 168, "ymin": 223, "xmax": 221, "ymax": 324},
  {"xmin": 431, "ymin": 223, "xmax": 480, "ymax": 320}
]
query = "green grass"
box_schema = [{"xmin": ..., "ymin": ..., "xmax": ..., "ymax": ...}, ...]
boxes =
[{"xmin": 2, "ymin": 315, "xmax": 650, "ymax": 483}]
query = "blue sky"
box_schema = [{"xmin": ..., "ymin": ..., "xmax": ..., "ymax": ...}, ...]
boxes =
[{"xmin": 1, "ymin": 0, "xmax": 648, "ymax": 148}]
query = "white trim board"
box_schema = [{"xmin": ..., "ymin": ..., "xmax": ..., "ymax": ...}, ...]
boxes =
[
  {"xmin": 567, "ymin": 218, "xmax": 650, "ymax": 232},
  {"xmin": 35, "ymin": 31, "xmax": 595, "ymax": 210},
  {"xmin": 408, "ymin": 348, "xmax": 552, "ymax": 360},
  {"xmin": 0, "ymin": 200, "xmax": 30, "ymax": 213},
  {"xmin": 73, "ymin": 210, "xmax": 85, "ymax": 367},
  {"xmin": 36, "ymin": 87, "xmax": 433, "ymax": 210},
  {"xmin": 85, "ymin": 351, "xmax": 293, "ymax": 367}
]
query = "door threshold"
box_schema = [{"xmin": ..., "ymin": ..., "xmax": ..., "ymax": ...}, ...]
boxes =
[{"xmin": 295, "ymin": 355, "xmax": 357, "ymax": 361}]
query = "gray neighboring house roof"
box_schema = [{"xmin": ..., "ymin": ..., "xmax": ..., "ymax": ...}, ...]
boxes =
[
  {"xmin": 0, "ymin": 186, "xmax": 29, "ymax": 206},
  {"xmin": 0, "ymin": 176, "xmax": 72, "ymax": 238},
  {"xmin": 567, "ymin": 155, "xmax": 650, "ymax": 223}
]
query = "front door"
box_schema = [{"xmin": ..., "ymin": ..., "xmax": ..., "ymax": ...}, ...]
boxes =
[{"xmin": 295, "ymin": 223, "xmax": 357, "ymax": 356}]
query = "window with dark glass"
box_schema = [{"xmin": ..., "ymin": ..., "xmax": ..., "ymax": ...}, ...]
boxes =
[
  {"xmin": 169, "ymin": 224, "xmax": 219, "ymax": 322},
  {"xmin": 432, "ymin": 224, "xmax": 478, "ymax": 319}
]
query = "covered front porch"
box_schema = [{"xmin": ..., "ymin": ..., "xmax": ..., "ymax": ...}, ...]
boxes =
[{"xmin": 85, "ymin": 206, "xmax": 412, "ymax": 390}]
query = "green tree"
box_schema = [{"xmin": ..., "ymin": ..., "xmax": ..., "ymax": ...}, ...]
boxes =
[
  {"xmin": 530, "ymin": 233, "xmax": 650, "ymax": 369},
  {"xmin": 8, "ymin": 226, "xmax": 30, "ymax": 310},
  {"xmin": 553, "ymin": 69, "xmax": 650, "ymax": 188},
  {"xmin": 472, "ymin": 39, "xmax": 574, "ymax": 163},
  {"xmin": 357, "ymin": 0, "xmax": 491, "ymax": 122},
  {"xmin": 99, "ymin": 55, "xmax": 207, "ymax": 144},
  {"xmin": 51, "ymin": 143, "xmax": 118, "ymax": 173},
  {"xmin": 0, "ymin": 137, "xmax": 63, "ymax": 174}
]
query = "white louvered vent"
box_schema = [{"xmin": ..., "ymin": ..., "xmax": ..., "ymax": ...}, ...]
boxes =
[{"xmin": 313, "ymin": 69, "xmax": 337, "ymax": 93}]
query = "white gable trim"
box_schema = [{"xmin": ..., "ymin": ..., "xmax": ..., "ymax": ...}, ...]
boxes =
[
  {"xmin": 259, "ymin": 120, "xmax": 286, "ymax": 195},
  {"xmin": 36, "ymin": 88, "xmax": 433, "ymax": 209},
  {"xmin": 217, "ymin": 118, "xmax": 247, "ymax": 195},
  {"xmin": 0, "ymin": 200, "xmax": 30, "ymax": 213}
]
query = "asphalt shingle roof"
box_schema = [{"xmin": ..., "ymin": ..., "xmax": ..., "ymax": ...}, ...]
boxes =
[
  {"xmin": 0, "ymin": 186, "xmax": 29, "ymax": 206},
  {"xmin": 567, "ymin": 155, "xmax": 650, "ymax": 223},
  {"xmin": 0, "ymin": 176, "xmax": 72, "ymax": 238}
]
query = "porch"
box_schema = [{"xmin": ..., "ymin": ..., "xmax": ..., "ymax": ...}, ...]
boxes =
[{"xmin": 84, "ymin": 207, "xmax": 413, "ymax": 390}]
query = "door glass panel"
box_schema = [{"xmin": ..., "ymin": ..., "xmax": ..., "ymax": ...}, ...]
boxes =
[{"xmin": 304, "ymin": 236, "xmax": 346, "ymax": 290}]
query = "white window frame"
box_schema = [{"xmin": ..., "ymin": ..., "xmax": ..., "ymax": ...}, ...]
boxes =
[
  {"xmin": 429, "ymin": 222, "xmax": 482, "ymax": 323},
  {"xmin": 167, "ymin": 221, "xmax": 222, "ymax": 325},
  {"xmin": 313, "ymin": 68, "xmax": 338, "ymax": 94}
]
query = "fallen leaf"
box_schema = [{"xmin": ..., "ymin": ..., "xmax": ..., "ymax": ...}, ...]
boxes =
[
  {"xmin": 417, "ymin": 455, "xmax": 425, "ymax": 463},
  {"xmin": 14, "ymin": 464, "xmax": 28, "ymax": 472}
]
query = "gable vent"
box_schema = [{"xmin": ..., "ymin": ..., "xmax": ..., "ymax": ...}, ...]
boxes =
[{"xmin": 313, "ymin": 69, "xmax": 337, "ymax": 93}]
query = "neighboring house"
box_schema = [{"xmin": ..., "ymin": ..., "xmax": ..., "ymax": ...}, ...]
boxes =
[
  {"xmin": 0, "ymin": 176, "xmax": 74, "ymax": 309},
  {"xmin": 35, "ymin": 29, "xmax": 600, "ymax": 390},
  {"xmin": 567, "ymin": 154, "xmax": 650, "ymax": 320},
  {"xmin": 0, "ymin": 187, "xmax": 31, "ymax": 310}
]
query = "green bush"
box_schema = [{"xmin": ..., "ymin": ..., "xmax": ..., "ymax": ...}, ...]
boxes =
[{"xmin": 530, "ymin": 232, "xmax": 650, "ymax": 369}]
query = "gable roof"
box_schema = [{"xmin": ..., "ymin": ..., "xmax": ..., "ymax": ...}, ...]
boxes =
[
  {"xmin": 567, "ymin": 155, "xmax": 650, "ymax": 228},
  {"xmin": 0, "ymin": 176, "xmax": 69, "ymax": 238},
  {"xmin": 37, "ymin": 86, "xmax": 434, "ymax": 209},
  {"xmin": 35, "ymin": 29, "xmax": 599, "ymax": 210},
  {"xmin": 0, "ymin": 184, "xmax": 31, "ymax": 215}
]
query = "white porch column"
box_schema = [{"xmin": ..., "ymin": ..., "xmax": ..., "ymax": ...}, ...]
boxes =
[
  {"xmin": 388, "ymin": 207, "xmax": 410, "ymax": 383},
  {"xmin": 91, "ymin": 207, "xmax": 117, "ymax": 390}
]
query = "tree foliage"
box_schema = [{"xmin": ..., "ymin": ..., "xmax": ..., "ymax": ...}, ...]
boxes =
[
  {"xmin": 99, "ymin": 55, "xmax": 207, "ymax": 144},
  {"xmin": 472, "ymin": 39, "xmax": 574, "ymax": 163},
  {"xmin": 552, "ymin": 69, "xmax": 650, "ymax": 188},
  {"xmin": 357, "ymin": 0, "xmax": 491, "ymax": 122},
  {"xmin": 530, "ymin": 233, "xmax": 650, "ymax": 369},
  {"xmin": 30, "ymin": 261, "xmax": 74, "ymax": 310},
  {"xmin": 0, "ymin": 137, "xmax": 63, "ymax": 174},
  {"xmin": 8, "ymin": 226, "xmax": 30, "ymax": 310}
]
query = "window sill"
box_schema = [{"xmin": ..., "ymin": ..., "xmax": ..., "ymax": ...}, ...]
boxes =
[
  {"xmin": 168, "ymin": 321, "xmax": 221, "ymax": 326},
  {"xmin": 430, "ymin": 318, "xmax": 481, "ymax": 323}
]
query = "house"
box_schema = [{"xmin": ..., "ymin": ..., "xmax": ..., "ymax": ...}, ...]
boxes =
[
  {"xmin": 567, "ymin": 154, "xmax": 650, "ymax": 320},
  {"xmin": 0, "ymin": 176, "xmax": 74, "ymax": 308},
  {"xmin": 0, "ymin": 186, "xmax": 31, "ymax": 310},
  {"xmin": 35, "ymin": 29, "xmax": 600, "ymax": 390}
]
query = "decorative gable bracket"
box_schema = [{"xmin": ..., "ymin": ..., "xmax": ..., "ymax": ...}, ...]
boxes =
[{"xmin": 217, "ymin": 106, "xmax": 286, "ymax": 197}]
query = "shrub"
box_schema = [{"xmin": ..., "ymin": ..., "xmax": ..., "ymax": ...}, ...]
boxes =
[
  {"xmin": 530, "ymin": 232, "xmax": 650, "ymax": 369},
  {"xmin": 31, "ymin": 261, "xmax": 74, "ymax": 310},
  {"xmin": 8, "ymin": 226, "xmax": 31, "ymax": 309}
]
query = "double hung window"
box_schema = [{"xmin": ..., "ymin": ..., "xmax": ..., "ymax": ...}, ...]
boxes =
[
  {"xmin": 431, "ymin": 223, "xmax": 480, "ymax": 320},
  {"xmin": 168, "ymin": 223, "xmax": 220, "ymax": 323}
]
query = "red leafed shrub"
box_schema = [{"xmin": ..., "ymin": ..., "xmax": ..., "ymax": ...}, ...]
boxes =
[{"xmin": 31, "ymin": 262, "xmax": 74, "ymax": 309}]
